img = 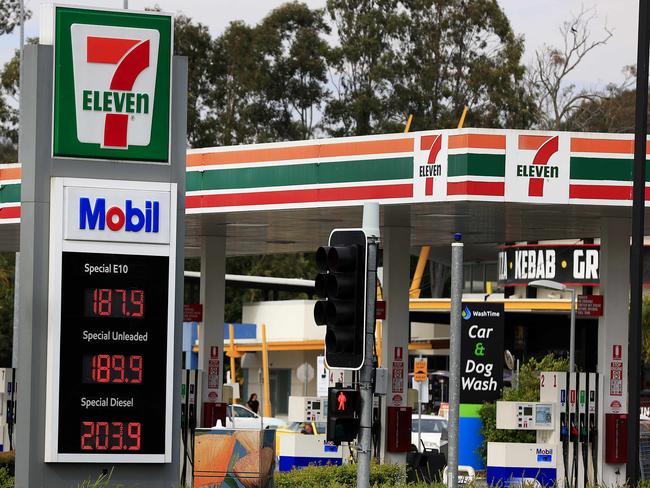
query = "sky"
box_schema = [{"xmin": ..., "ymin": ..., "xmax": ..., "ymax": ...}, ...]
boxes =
[{"xmin": 0, "ymin": 0, "xmax": 641, "ymax": 90}]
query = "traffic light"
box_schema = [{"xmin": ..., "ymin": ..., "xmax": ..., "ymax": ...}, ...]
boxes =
[
  {"xmin": 327, "ymin": 386, "xmax": 360, "ymax": 444},
  {"xmin": 314, "ymin": 229, "xmax": 368, "ymax": 370}
]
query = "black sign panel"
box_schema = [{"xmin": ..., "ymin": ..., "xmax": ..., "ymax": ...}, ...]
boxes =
[
  {"xmin": 460, "ymin": 302, "xmax": 504, "ymax": 404},
  {"xmin": 498, "ymin": 245, "xmax": 601, "ymax": 286},
  {"xmin": 58, "ymin": 251, "xmax": 168, "ymax": 455}
]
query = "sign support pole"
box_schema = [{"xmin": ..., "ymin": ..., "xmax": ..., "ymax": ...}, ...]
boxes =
[
  {"xmin": 448, "ymin": 235, "xmax": 463, "ymax": 488},
  {"xmin": 358, "ymin": 203, "xmax": 379, "ymax": 488}
]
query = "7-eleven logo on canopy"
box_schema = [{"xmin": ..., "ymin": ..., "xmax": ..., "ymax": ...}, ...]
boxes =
[
  {"xmin": 505, "ymin": 133, "xmax": 569, "ymax": 204},
  {"xmin": 53, "ymin": 7, "xmax": 172, "ymax": 162},
  {"xmin": 415, "ymin": 133, "xmax": 447, "ymax": 201}
]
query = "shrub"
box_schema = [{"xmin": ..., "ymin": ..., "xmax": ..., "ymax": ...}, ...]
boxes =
[
  {"xmin": 0, "ymin": 452, "xmax": 14, "ymax": 476},
  {"xmin": 478, "ymin": 353, "xmax": 569, "ymax": 463},
  {"xmin": 0, "ymin": 467, "xmax": 12, "ymax": 488},
  {"xmin": 275, "ymin": 461, "xmax": 407, "ymax": 488}
]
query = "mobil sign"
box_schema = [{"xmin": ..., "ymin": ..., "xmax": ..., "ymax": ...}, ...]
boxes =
[
  {"xmin": 64, "ymin": 182, "xmax": 171, "ymax": 245},
  {"xmin": 51, "ymin": 6, "xmax": 172, "ymax": 162}
]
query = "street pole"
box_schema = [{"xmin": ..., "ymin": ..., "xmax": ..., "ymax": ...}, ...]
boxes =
[
  {"xmin": 448, "ymin": 235, "xmax": 463, "ymax": 488},
  {"xmin": 569, "ymin": 289, "xmax": 576, "ymax": 373},
  {"xmin": 358, "ymin": 202, "xmax": 379, "ymax": 488},
  {"xmin": 629, "ymin": 0, "xmax": 650, "ymax": 484},
  {"xmin": 418, "ymin": 356, "xmax": 423, "ymax": 451}
]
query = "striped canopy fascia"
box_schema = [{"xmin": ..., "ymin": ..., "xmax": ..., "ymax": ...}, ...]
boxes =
[{"xmin": 2, "ymin": 128, "xmax": 650, "ymax": 224}]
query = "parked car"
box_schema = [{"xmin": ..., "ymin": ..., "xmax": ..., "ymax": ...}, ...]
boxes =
[
  {"xmin": 411, "ymin": 414, "xmax": 448, "ymax": 452},
  {"xmin": 212, "ymin": 404, "xmax": 286, "ymax": 430}
]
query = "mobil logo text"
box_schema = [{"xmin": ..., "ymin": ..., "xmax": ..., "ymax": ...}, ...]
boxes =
[
  {"xmin": 63, "ymin": 183, "xmax": 170, "ymax": 244},
  {"xmin": 79, "ymin": 197, "xmax": 159, "ymax": 233}
]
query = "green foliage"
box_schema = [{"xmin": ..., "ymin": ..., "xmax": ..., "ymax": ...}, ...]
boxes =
[
  {"xmin": 76, "ymin": 468, "xmax": 113, "ymax": 488},
  {"xmin": 256, "ymin": 2, "xmax": 331, "ymax": 140},
  {"xmin": 0, "ymin": 467, "xmax": 13, "ymax": 488},
  {"xmin": 325, "ymin": 0, "xmax": 536, "ymax": 136},
  {"xmin": 0, "ymin": 253, "xmax": 14, "ymax": 367},
  {"xmin": 275, "ymin": 462, "xmax": 408, "ymax": 488},
  {"xmin": 173, "ymin": 14, "xmax": 218, "ymax": 148},
  {"xmin": 478, "ymin": 353, "xmax": 569, "ymax": 463},
  {"xmin": 638, "ymin": 295, "xmax": 650, "ymax": 365},
  {"xmin": 324, "ymin": 0, "xmax": 405, "ymax": 136},
  {"xmin": 0, "ymin": 451, "xmax": 14, "ymax": 476},
  {"xmin": 0, "ymin": 37, "xmax": 38, "ymax": 163},
  {"xmin": 396, "ymin": 0, "xmax": 537, "ymax": 132},
  {"xmin": 0, "ymin": 1, "xmax": 31, "ymax": 36},
  {"xmin": 168, "ymin": 1, "xmax": 536, "ymax": 146}
]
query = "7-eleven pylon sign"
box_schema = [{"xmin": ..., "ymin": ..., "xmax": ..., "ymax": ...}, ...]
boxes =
[{"xmin": 52, "ymin": 7, "xmax": 172, "ymax": 162}]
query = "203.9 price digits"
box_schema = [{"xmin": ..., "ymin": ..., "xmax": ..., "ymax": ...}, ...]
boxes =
[{"xmin": 81, "ymin": 421, "xmax": 141, "ymax": 451}]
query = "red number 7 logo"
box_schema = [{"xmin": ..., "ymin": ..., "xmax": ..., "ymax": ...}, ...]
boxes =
[{"xmin": 87, "ymin": 37, "xmax": 151, "ymax": 148}]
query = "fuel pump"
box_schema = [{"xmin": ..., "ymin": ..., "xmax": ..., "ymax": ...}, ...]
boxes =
[
  {"xmin": 180, "ymin": 369, "xmax": 199, "ymax": 486},
  {"xmin": 488, "ymin": 371, "xmax": 600, "ymax": 488},
  {"xmin": 580, "ymin": 373, "xmax": 588, "ymax": 487},
  {"xmin": 589, "ymin": 374, "xmax": 598, "ymax": 485},
  {"xmin": 568, "ymin": 372, "xmax": 578, "ymax": 488},
  {"xmin": 487, "ymin": 401, "xmax": 558, "ymax": 486}
]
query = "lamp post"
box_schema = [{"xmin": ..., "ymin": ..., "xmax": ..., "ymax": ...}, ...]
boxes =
[{"xmin": 529, "ymin": 280, "xmax": 576, "ymax": 373}]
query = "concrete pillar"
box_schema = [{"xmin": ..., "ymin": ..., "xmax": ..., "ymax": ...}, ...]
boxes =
[
  {"xmin": 199, "ymin": 235, "xmax": 226, "ymax": 421},
  {"xmin": 380, "ymin": 206, "xmax": 411, "ymax": 463},
  {"xmin": 597, "ymin": 218, "xmax": 630, "ymax": 485}
]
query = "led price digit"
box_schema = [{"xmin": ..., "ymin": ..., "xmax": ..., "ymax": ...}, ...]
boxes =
[
  {"xmin": 81, "ymin": 421, "xmax": 142, "ymax": 451},
  {"xmin": 85, "ymin": 288, "xmax": 145, "ymax": 318},
  {"xmin": 88, "ymin": 354, "xmax": 143, "ymax": 384}
]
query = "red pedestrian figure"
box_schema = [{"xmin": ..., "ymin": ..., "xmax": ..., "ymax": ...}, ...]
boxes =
[{"xmin": 337, "ymin": 391, "xmax": 347, "ymax": 411}]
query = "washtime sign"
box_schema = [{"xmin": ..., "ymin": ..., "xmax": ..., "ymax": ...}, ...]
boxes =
[{"xmin": 460, "ymin": 302, "xmax": 504, "ymax": 403}]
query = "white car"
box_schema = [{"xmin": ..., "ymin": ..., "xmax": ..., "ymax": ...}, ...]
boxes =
[
  {"xmin": 411, "ymin": 414, "xmax": 448, "ymax": 452},
  {"xmin": 212, "ymin": 404, "xmax": 286, "ymax": 430}
]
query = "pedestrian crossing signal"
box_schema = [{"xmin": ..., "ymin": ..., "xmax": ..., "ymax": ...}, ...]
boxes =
[{"xmin": 327, "ymin": 387, "xmax": 360, "ymax": 444}]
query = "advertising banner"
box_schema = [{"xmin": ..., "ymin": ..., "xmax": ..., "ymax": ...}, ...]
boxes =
[
  {"xmin": 499, "ymin": 243, "xmax": 650, "ymax": 286},
  {"xmin": 460, "ymin": 302, "xmax": 504, "ymax": 404},
  {"xmin": 498, "ymin": 244, "xmax": 600, "ymax": 286}
]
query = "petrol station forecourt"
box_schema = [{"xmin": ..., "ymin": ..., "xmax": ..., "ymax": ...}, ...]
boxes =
[
  {"xmin": 0, "ymin": 4, "xmax": 647, "ymax": 487},
  {"xmin": 2, "ymin": 118, "xmax": 649, "ymax": 483}
]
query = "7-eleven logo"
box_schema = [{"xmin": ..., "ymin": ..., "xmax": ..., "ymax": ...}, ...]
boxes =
[
  {"xmin": 71, "ymin": 24, "xmax": 160, "ymax": 149},
  {"xmin": 417, "ymin": 134, "xmax": 445, "ymax": 199},
  {"xmin": 516, "ymin": 136, "xmax": 559, "ymax": 197}
]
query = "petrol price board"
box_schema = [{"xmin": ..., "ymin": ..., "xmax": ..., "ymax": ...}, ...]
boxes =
[{"xmin": 45, "ymin": 178, "xmax": 177, "ymax": 463}]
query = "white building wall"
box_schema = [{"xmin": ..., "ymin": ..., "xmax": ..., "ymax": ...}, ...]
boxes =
[{"xmin": 242, "ymin": 300, "xmax": 323, "ymax": 341}]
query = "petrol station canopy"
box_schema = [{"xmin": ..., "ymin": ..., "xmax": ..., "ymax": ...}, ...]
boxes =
[{"xmin": 1, "ymin": 127, "xmax": 649, "ymax": 253}]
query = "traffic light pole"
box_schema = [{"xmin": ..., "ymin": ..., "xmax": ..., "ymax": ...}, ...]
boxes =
[{"xmin": 357, "ymin": 236, "xmax": 378, "ymax": 488}]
